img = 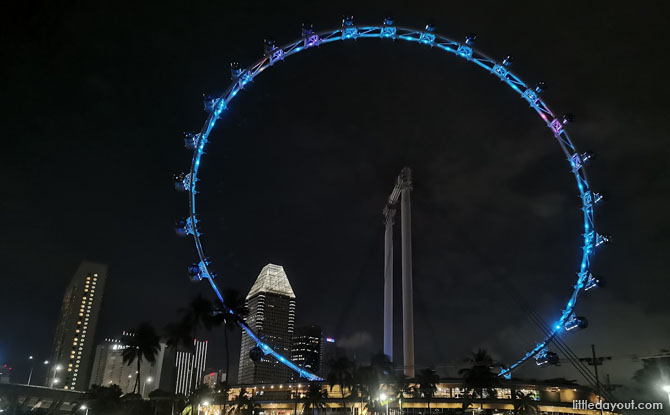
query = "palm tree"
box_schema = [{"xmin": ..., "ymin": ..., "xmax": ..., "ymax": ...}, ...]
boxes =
[
  {"xmin": 216, "ymin": 381, "xmax": 232, "ymax": 415},
  {"xmin": 326, "ymin": 356, "xmax": 354, "ymax": 413},
  {"xmin": 182, "ymin": 385, "xmax": 213, "ymax": 415},
  {"xmin": 302, "ymin": 383, "xmax": 328, "ymax": 415},
  {"xmin": 121, "ymin": 323, "xmax": 161, "ymax": 394},
  {"xmin": 212, "ymin": 289, "xmax": 248, "ymax": 384},
  {"xmin": 230, "ymin": 388, "xmax": 258, "ymax": 415},
  {"xmin": 354, "ymin": 365, "xmax": 380, "ymax": 407},
  {"xmin": 167, "ymin": 292, "xmax": 247, "ymax": 380},
  {"xmin": 458, "ymin": 349, "xmax": 499, "ymax": 400},
  {"xmin": 513, "ymin": 391, "xmax": 539, "ymax": 415},
  {"xmin": 370, "ymin": 352, "xmax": 393, "ymax": 377},
  {"xmin": 85, "ymin": 384, "xmax": 123, "ymax": 415},
  {"xmin": 391, "ymin": 373, "xmax": 412, "ymax": 414},
  {"xmin": 165, "ymin": 317, "xmax": 194, "ymax": 351},
  {"xmin": 415, "ymin": 368, "xmax": 440, "ymax": 414}
]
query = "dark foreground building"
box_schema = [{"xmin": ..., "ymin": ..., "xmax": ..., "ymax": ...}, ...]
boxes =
[
  {"xmin": 209, "ymin": 380, "xmax": 616, "ymax": 415},
  {"xmin": 290, "ymin": 325, "xmax": 322, "ymax": 381}
]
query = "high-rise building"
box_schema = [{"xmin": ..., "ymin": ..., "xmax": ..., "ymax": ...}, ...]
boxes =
[
  {"xmin": 89, "ymin": 333, "xmax": 168, "ymax": 397},
  {"xmin": 202, "ymin": 369, "xmax": 226, "ymax": 389},
  {"xmin": 175, "ymin": 339, "xmax": 208, "ymax": 396},
  {"xmin": 49, "ymin": 261, "xmax": 107, "ymax": 390},
  {"xmin": 290, "ymin": 325, "xmax": 322, "ymax": 381},
  {"xmin": 238, "ymin": 264, "xmax": 296, "ymax": 384},
  {"xmin": 319, "ymin": 336, "xmax": 338, "ymax": 377}
]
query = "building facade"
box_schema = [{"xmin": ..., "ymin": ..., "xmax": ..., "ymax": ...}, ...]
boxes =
[
  {"xmin": 238, "ymin": 264, "xmax": 296, "ymax": 384},
  {"xmin": 48, "ymin": 261, "xmax": 107, "ymax": 390},
  {"xmin": 318, "ymin": 336, "xmax": 337, "ymax": 377},
  {"xmin": 197, "ymin": 380, "xmax": 615, "ymax": 415},
  {"xmin": 290, "ymin": 326, "xmax": 322, "ymax": 381},
  {"xmin": 88, "ymin": 333, "xmax": 168, "ymax": 397},
  {"xmin": 175, "ymin": 339, "xmax": 208, "ymax": 396},
  {"xmin": 202, "ymin": 370, "xmax": 227, "ymax": 390}
]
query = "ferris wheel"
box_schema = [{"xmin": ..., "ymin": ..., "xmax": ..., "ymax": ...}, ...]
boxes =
[{"xmin": 174, "ymin": 16, "xmax": 609, "ymax": 381}]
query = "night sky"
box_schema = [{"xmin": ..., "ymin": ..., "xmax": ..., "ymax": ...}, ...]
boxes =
[{"xmin": 2, "ymin": 0, "xmax": 670, "ymax": 397}]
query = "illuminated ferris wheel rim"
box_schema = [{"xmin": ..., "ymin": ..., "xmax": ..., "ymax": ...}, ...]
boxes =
[{"xmin": 176, "ymin": 20, "xmax": 607, "ymax": 381}]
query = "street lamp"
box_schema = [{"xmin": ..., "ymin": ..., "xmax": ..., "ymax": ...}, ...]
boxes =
[
  {"xmin": 662, "ymin": 385, "xmax": 670, "ymax": 405},
  {"xmin": 27, "ymin": 356, "xmax": 34, "ymax": 385},
  {"xmin": 379, "ymin": 394, "xmax": 389, "ymax": 415},
  {"xmin": 142, "ymin": 377, "xmax": 153, "ymax": 396},
  {"xmin": 50, "ymin": 365, "xmax": 63, "ymax": 388}
]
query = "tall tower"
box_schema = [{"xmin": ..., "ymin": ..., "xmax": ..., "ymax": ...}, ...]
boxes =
[
  {"xmin": 383, "ymin": 168, "xmax": 415, "ymax": 377},
  {"xmin": 399, "ymin": 168, "xmax": 415, "ymax": 378},
  {"xmin": 238, "ymin": 264, "xmax": 296, "ymax": 384},
  {"xmin": 49, "ymin": 261, "xmax": 107, "ymax": 390}
]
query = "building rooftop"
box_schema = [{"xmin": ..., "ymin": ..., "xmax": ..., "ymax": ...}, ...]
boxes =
[{"xmin": 247, "ymin": 263, "xmax": 296, "ymax": 299}]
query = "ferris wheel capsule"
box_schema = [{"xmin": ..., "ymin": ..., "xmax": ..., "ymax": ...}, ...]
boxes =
[
  {"xmin": 230, "ymin": 62, "xmax": 242, "ymax": 80},
  {"xmin": 584, "ymin": 273, "xmax": 604, "ymax": 291},
  {"xmin": 301, "ymin": 21, "xmax": 314, "ymax": 36},
  {"xmin": 249, "ymin": 346, "xmax": 265, "ymax": 362},
  {"xmin": 187, "ymin": 263, "xmax": 203, "ymax": 282},
  {"xmin": 173, "ymin": 172, "xmax": 191, "ymax": 192},
  {"xmin": 535, "ymin": 350, "xmax": 559, "ymax": 366},
  {"xmin": 562, "ymin": 113, "xmax": 575, "ymax": 124},
  {"xmin": 502, "ymin": 55, "xmax": 515, "ymax": 66},
  {"xmin": 565, "ymin": 315, "xmax": 589, "ymax": 331}
]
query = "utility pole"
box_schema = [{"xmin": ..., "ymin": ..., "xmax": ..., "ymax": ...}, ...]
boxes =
[{"xmin": 578, "ymin": 345, "xmax": 612, "ymax": 400}]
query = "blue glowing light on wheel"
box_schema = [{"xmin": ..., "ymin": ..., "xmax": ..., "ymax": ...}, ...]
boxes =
[{"xmin": 176, "ymin": 17, "xmax": 608, "ymax": 381}]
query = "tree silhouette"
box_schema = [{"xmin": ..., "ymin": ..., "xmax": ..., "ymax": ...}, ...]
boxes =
[
  {"xmin": 121, "ymin": 323, "xmax": 161, "ymax": 394},
  {"xmin": 458, "ymin": 349, "xmax": 499, "ymax": 400},
  {"xmin": 302, "ymin": 383, "xmax": 328, "ymax": 415},
  {"xmin": 415, "ymin": 368, "xmax": 440, "ymax": 414},
  {"xmin": 327, "ymin": 356, "xmax": 354, "ymax": 413}
]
